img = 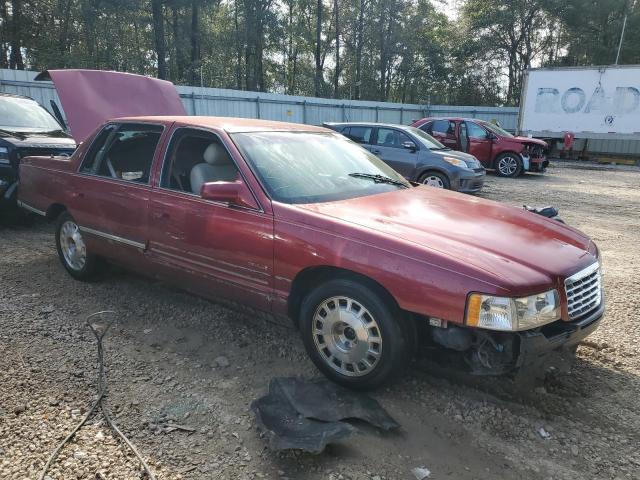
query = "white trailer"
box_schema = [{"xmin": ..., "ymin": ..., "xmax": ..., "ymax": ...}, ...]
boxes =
[{"xmin": 518, "ymin": 65, "xmax": 640, "ymax": 140}]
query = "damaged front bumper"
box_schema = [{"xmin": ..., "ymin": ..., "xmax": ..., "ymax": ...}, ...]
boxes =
[
  {"xmin": 432, "ymin": 301, "xmax": 604, "ymax": 375},
  {"xmin": 516, "ymin": 301, "xmax": 604, "ymax": 368}
]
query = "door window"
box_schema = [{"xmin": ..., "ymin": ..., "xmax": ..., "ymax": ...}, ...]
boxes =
[
  {"xmin": 343, "ymin": 126, "xmax": 372, "ymax": 144},
  {"xmin": 161, "ymin": 128, "xmax": 238, "ymax": 195},
  {"xmin": 79, "ymin": 123, "xmax": 163, "ymax": 184},
  {"xmin": 418, "ymin": 122, "xmax": 433, "ymax": 133},
  {"xmin": 466, "ymin": 121, "xmax": 488, "ymax": 139},
  {"xmin": 431, "ymin": 120, "xmax": 456, "ymax": 136},
  {"xmin": 375, "ymin": 128, "xmax": 413, "ymax": 149}
]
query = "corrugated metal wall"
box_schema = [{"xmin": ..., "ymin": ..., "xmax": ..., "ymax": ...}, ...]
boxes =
[{"xmin": 1, "ymin": 68, "xmax": 639, "ymax": 156}]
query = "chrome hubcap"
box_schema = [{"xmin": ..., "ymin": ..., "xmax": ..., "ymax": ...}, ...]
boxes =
[
  {"xmin": 423, "ymin": 175, "xmax": 444, "ymax": 188},
  {"xmin": 60, "ymin": 220, "xmax": 86, "ymax": 271},
  {"xmin": 498, "ymin": 156, "xmax": 518, "ymax": 175},
  {"xmin": 313, "ymin": 296, "xmax": 383, "ymax": 377}
]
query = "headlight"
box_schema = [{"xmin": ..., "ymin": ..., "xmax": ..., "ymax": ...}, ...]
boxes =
[
  {"xmin": 442, "ymin": 156, "xmax": 468, "ymax": 168},
  {"xmin": 0, "ymin": 147, "xmax": 9, "ymax": 164},
  {"xmin": 465, "ymin": 289, "xmax": 560, "ymax": 331}
]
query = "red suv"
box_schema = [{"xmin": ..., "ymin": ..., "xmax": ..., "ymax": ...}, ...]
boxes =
[{"xmin": 411, "ymin": 117, "xmax": 548, "ymax": 178}]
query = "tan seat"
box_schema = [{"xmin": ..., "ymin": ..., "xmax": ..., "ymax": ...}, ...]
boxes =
[{"xmin": 190, "ymin": 143, "xmax": 237, "ymax": 195}]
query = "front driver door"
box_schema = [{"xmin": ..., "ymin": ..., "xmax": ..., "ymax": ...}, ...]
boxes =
[
  {"xmin": 146, "ymin": 127, "xmax": 274, "ymax": 311},
  {"xmin": 465, "ymin": 121, "xmax": 493, "ymax": 166},
  {"xmin": 370, "ymin": 127, "xmax": 418, "ymax": 178}
]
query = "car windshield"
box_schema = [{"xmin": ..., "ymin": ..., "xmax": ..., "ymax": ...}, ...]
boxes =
[
  {"xmin": 481, "ymin": 121, "xmax": 514, "ymax": 138},
  {"xmin": 231, "ymin": 131, "xmax": 411, "ymax": 204},
  {"xmin": 404, "ymin": 126, "xmax": 447, "ymax": 149},
  {"xmin": 0, "ymin": 96, "xmax": 62, "ymax": 132}
]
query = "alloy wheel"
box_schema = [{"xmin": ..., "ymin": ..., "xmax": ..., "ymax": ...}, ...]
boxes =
[
  {"xmin": 59, "ymin": 220, "xmax": 87, "ymax": 271},
  {"xmin": 312, "ymin": 296, "xmax": 383, "ymax": 377},
  {"xmin": 498, "ymin": 155, "xmax": 519, "ymax": 176}
]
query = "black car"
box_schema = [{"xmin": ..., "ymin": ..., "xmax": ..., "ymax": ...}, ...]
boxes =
[
  {"xmin": 324, "ymin": 122, "xmax": 485, "ymax": 193},
  {"xmin": 0, "ymin": 93, "xmax": 76, "ymax": 213}
]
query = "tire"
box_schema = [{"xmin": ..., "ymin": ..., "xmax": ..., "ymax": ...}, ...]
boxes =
[
  {"xmin": 55, "ymin": 211, "xmax": 100, "ymax": 280},
  {"xmin": 495, "ymin": 152, "xmax": 523, "ymax": 177},
  {"xmin": 418, "ymin": 171, "xmax": 450, "ymax": 189},
  {"xmin": 299, "ymin": 278, "xmax": 412, "ymax": 389}
]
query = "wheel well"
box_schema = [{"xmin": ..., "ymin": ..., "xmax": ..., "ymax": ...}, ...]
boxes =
[
  {"xmin": 287, "ymin": 266, "xmax": 399, "ymax": 326},
  {"xmin": 45, "ymin": 203, "xmax": 67, "ymax": 222}
]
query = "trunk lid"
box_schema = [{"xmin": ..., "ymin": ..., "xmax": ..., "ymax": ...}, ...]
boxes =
[{"xmin": 35, "ymin": 69, "xmax": 186, "ymax": 143}]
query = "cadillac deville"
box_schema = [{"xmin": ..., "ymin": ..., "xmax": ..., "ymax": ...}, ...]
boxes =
[{"xmin": 17, "ymin": 70, "xmax": 604, "ymax": 388}]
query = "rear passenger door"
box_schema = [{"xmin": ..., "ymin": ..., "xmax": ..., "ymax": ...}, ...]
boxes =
[
  {"xmin": 429, "ymin": 120, "xmax": 458, "ymax": 150},
  {"xmin": 71, "ymin": 122, "xmax": 165, "ymax": 265},
  {"xmin": 342, "ymin": 125, "xmax": 374, "ymax": 152},
  {"xmin": 370, "ymin": 127, "xmax": 418, "ymax": 178}
]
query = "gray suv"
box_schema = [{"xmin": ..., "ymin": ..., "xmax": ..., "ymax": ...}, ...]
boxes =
[{"xmin": 325, "ymin": 122, "xmax": 485, "ymax": 193}]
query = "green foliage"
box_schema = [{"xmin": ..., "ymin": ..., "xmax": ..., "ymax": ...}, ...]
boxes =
[{"xmin": 1, "ymin": 0, "xmax": 637, "ymax": 106}]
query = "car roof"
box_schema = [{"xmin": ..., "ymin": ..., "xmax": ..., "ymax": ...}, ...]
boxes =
[
  {"xmin": 0, "ymin": 92, "xmax": 36, "ymax": 100},
  {"xmin": 325, "ymin": 121, "xmax": 415, "ymax": 130},
  {"xmin": 421, "ymin": 117, "xmax": 486, "ymax": 123},
  {"xmin": 117, "ymin": 116, "xmax": 331, "ymax": 134}
]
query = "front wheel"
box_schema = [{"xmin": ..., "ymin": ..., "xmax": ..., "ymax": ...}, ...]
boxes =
[
  {"xmin": 418, "ymin": 171, "xmax": 450, "ymax": 189},
  {"xmin": 55, "ymin": 211, "xmax": 100, "ymax": 280},
  {"xmin": 495, "ymin": 153, "xmax": 523, "ymax": 177},
  {"xmin": 299, "ymin": 278, "xmax": 412, "ymax": 389}
]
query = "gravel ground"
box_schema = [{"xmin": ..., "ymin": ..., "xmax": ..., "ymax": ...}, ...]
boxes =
[{"xmin": 1, "ymin": 161, "xmax": 639, "ymax": 480}]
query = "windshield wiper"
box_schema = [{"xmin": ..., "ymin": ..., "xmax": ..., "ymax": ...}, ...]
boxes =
[
  {"xmin": 40, "ymin": 129, "xmax": 66, "ymax": 136},
  {"xmin": 348, "ymin": 172, "xmax": 408, "ymax": 187},
  {"xmin": 429, "ymin": 146, "xmax": 450, "ymax": 151},
  {"xmin": 0, "ymin": 128, "xmax": 26, "ymax": 140}
]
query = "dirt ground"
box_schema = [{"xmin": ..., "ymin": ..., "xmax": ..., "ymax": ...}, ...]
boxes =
[{"xmin": 1, "ymin": 161, "xmax": 639, "ymax": 480}]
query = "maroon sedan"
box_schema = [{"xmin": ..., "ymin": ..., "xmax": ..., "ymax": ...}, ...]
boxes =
[
  {"xmin": 17, "ymin": 71, "xmax": 603, "ymax": 389},
  {"xmin": 411, "ymin": 117, "xmax": 549, "ymax": 177}
]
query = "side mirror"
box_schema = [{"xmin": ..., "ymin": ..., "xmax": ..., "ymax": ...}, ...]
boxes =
[
  {"xmin": 402, "ymin": 141, "xmax": 417, "ymax": 151},
  {"xmin": 487, "ymin": 132, "xmax": 498, "ymax": 141},
  {"xmin": 200, "ymin": 180, "xmax": 259, "ymax": 210}
]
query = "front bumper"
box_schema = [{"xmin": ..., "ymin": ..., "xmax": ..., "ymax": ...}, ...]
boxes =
[
  {"xmin": 0, "ymin": 176, "xmax": 18, "ymax": 209},
  {"xmin": 457, "ymin": 169, "xmax": 486, "ymax": 193},
  {"xmin": 525, "ymin": 156, "xmax": 549, "ymax": 173},
  {"xmin": 516, "ymin": 301, "xmax": 604, "ymax": 367}
]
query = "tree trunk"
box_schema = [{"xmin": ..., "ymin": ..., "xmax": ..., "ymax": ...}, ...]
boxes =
[
  {"xmin": 314, "ymin": 0, "xmax": 322, "ymax": 97},
  {"xmin": 333, "ymin": 0, "xmax": 340, "ymax": 97},
  {"xmin": 234, "ymin": 0, "xmax": 242, "ymax": 89},
  {"xmin": 0, "ymin": 1, "xmax": 9, "ymax": 68},
  {"xmin": 151, "ymin": 0, "xmax": 167, "ymax": 79},
  {"xmin": 9, "ymin": 0, "xmax": 24, "ymax": 69},
  {"xmin": 244, "ymin": 0, "xmax": 258, "ymax": 90},
  {"xmin": 189, "ymin": 0, "xmax": 200, "ymax": 85},
  {"xmin": 171, "ymin": 4, "xmax": 184, "ymax": 82},
  {"xmin": 354, "ymin": 0, "xmax": 365, "ymax": 99}
]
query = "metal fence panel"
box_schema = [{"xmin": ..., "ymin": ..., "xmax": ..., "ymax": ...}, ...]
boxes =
[{"xmin": 2, "ymin": 68, "xmax": 638, "ymax": 155}]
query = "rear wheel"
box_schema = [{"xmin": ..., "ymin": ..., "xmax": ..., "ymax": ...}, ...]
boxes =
[
  {"xmin": 300, "ymin": 278, "xmax": 412, "ymax": 389},
  {"xmin": 55, "ymin": 211, "xmax": 100, "ymax": 280},
  {"xmin": 495, "ymin": 153, "xmax": 523, "ymax": 177},
  {"xmin": 419, "ymin": 171, "xmax": 450, "ymax": 189}
]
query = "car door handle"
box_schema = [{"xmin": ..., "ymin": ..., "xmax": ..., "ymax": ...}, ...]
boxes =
[
  {"xmin": 71, "ymin": 192, "xmax": 84, "ymax": 199},
  {"xmin": 151, "ymin": 211, "xmax": 170, "ymax": 220},
  {"xmin": 371, "ymin": 149, "xmax": 381, "ymax": 154}
]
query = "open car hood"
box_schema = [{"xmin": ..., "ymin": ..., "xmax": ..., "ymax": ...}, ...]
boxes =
[{"xmin": 36, "ymin": 69, "xmax": 186, "ymax": 143}]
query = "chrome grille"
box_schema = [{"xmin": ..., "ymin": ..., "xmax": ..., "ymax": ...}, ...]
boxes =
[{"xmin": 565, "ymin": 262, "xmax": 602, "ymax": 319}]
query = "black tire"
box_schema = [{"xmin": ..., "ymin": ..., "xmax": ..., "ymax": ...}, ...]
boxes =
[
  {"xmin": 55, "ymin": 211, "xmax": 100, "ymax": 281},
  {"xmin": 418, "ymin": 171, "xmax": 450, "ymax": 189},
  {"xmin": 299, "ymin": 277, "xmax": 412, "ymax": 390},
  {"xmin": 494, "ymin": 152, "xmax": 523, "ymax": 177}
]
